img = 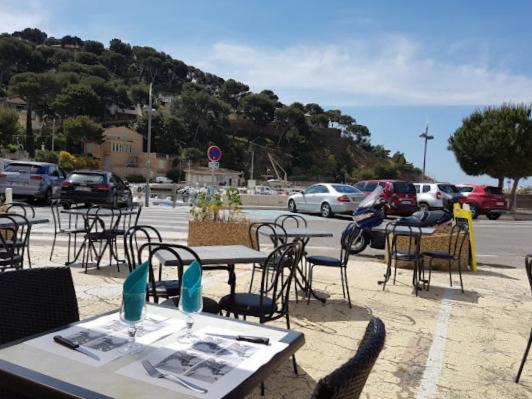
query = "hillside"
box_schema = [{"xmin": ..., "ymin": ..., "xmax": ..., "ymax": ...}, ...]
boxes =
[{"xmin": 0, "ymin": 28, "xmax": 421, "ymax": 182}]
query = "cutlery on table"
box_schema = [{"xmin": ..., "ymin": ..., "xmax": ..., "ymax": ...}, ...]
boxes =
[
  {"xmin": 142, "ymin": 360, "xmax": 208, "ymax": 394},
  {"xmin": 206, "ymin": 333, "xmax": 270, "ymax": 345},
  {"xmin": 53, "ymin": 335, "xmax": 100, "ymax": 361}
]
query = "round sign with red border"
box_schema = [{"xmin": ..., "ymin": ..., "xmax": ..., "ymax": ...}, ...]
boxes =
[{"xmin": 207, "ymin": 145, "xmax": 222, "ymax": 161}]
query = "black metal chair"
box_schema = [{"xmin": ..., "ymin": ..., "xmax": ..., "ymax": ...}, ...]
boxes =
[
  {"xmin": 50, "ymin": 199, "xmax": 87, "ymax": 262},
  {"xmin": 137, "ymin": 242, "xmax": 219, "ymax": 314},
  {"xmin": 274, "ymin": 214, "xmax": 308, "ymax": 229},
  {"xmin": 306, "ymin": 223, "xmax": 360, "ymax": 308},
  {"xmin": 381, "ymin": 223, "xmax": 422, "ymax": 296},
  {"xmin": 0, "ymin": 267, "xmax": 79, "ymax": 399},
  {"xmin": 81, "ymin": 207, "xmax": 122, "ymax": 273},
  {"xmin": 0, "ymin": 216, "xmax": 22, "ymax": 271},
  {"xmin": 116, "ymin": 204, "xmax": 142, "ymax": 237},
  {"xmin": 248, "ymin": 222, "xmax": 288, "ymax": 292},
  {"xmin": 421, "ymin": 223, "xmax": 468, "ymax": 293},
  {"xmin": 124, "ymin": 225, "xmax": 162, "ymax": 272},
  {"xmin": 310, "ymin": 317, "xmax": 386, "ymax": 399},
  {"xmin": 219, "ymin": 241, "xmax": 303, "ymax": 382},
  {"xmin": 4, "ymin": 202, "xmax": 35, "ymax": 268},
  {"xmin": 516, "ymin": 255, "xmax": 532, "ymax": 383}
]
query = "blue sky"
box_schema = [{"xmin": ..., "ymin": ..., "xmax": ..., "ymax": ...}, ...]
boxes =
[{"xmin": 3, "ymin": 0, "xmax": 532, "ymax": 184}]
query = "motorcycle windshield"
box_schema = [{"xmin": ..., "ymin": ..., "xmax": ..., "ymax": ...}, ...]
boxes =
[{"xmin": 358, "ymin": 186, "xmax": 384, "ymax": 209}]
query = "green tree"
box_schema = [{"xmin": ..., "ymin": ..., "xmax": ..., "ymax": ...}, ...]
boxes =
[
  {"xmin": 0, "ymin": 37, "xmax": 33, "ymax": 86},
  {"xmin": 240, "ymin": 92, "xmax": 277, "ymax": 125},
  {"xmin": 63, "ymin": 116, "xmax": 103, "ymax": 152},
  {"xmin": 449, "ymin": 104, "xmax": 532, "ymax": 207},
  {"xmin": 52, "ymin": 84, "xmax": 104, "ymax": 118},
  {"xmin": 0, "ymin": 108, "xmax": 22, "ymax": 145},
  {"xmin": 83, "ymin": 40, "xmax": 104, "ymax": 55},
  {"xmin": 220, "ymin": 79, "xmax": 249, "ymax": 110},
  {"xmin": 13, "ymin": 28, "xmax": 47, "ymax": 44}
]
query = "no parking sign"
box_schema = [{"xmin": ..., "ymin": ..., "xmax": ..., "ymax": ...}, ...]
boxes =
[{"xmin": 207, "ymin": 146, "xmax": 222, "ymax": 162}]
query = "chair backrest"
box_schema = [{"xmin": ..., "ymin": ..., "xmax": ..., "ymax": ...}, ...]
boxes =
[
  {"xmin": 121, "ymin": 203, "xmax": 142, "ymax": 232},
  {"xmin": 4, "ymin": 202, "xmax": 35, "ymax": 219},
  {"xmin": 385, "ymin": 222, "xmax": 421, "ymax": 259},
  {"xmin": 50, "ymin": 199, "xmax": 63, "ymax": 233},
  {"xmin": 1, "ymin": 213, "xmax": 31, "ymax": 256},
  {"xmin": 274, "ymin": 214, "xmax": 308, "ymax": 229},
  {"xmin": 124, "ymin": 225, "xmax": 162, "ymax": 271},
  {"xmin": 0, "ymin": 267, "xmax": 79, "ymax": 345},
  {"xmin": 311, "ymin": 317, "xmax": 386, "ymax": 399},
  {"xmin": 448, "ymin": 222, "xmax": 469, "ymax": 259},
  {"xmin": 137, "ymin": 242, "xmax": 202, "ymax": 302},
  {"xmin": 258, "ymin": 240, "xmax": 303, "ymax": 322},
  {"xmin": 0, "ymin": 215, "xmax": 20, "ymax": 270},
  {"xmin": 340, "ymin": 223, "xmax": 362, "ymax": 266},
  {"xmin": 249, "ymin": 222, "xmax": 288, "ymax": 250}
]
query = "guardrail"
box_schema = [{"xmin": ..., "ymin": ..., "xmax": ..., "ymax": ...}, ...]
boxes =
[{"xmin": 131, "ymin": 183, "xmax": 185, "ymax": 208}]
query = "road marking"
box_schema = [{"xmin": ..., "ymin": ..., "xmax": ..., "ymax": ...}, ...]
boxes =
[{"xmin": 416, "ymin": 289, "xmax": 454, "ymax": 399}]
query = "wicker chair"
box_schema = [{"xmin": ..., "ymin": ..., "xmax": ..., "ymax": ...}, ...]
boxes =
[
  {"xmin": 0, "ymin": 267, "xmax": 79, "ymax": 399},
  {"xmin": 311, "ymin": 317, "xmax": 386, "ymax": 399}
]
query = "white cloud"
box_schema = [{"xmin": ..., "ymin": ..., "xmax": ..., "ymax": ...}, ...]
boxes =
[
  {"xmin": 173, "ymin": 35, "xmax": 532, "ymax": 106},
  {"xmin": 0, "ymin": 1, "xmax": 48, "ymax": 34}
]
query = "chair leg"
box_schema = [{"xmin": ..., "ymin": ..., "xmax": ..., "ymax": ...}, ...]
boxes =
[
  {"xmin": 50, "ymin": 233, "xmax": 57, "ymax": 261},
  {"xmin": 516, "ymin": 329, "xmax": 532, "ymax": 383},
  {"xmin": 448, "ymin": 259, "xmax": 453, "ymax": 287},
  {"xmin": 339, "ymin": 267, "xmax": 346, "ymax": 298},
  {"xmin": 343, "ymin": 267, "xmax": 352, "ymax": 308},
  {"xmin": 457, "ymin": 257, "xmax": 464, "ymax": 293},
  {"xmin": 249, "ymin": 264, "xmax": 256, "ymax": 293},
  {"xmin": 428, "ymin": 258, "xmax": 433, "ymax": 291},
  {"xmin": 260, "ymin": 382, "xmax": 265, "ymax": 396},
  {"xmin": 286, "ymin": 314, "xmax": 298, "ymax": 375},
  {"xmin": 306, "ymin": 265, "xmax": 313, "ymax": 305}
]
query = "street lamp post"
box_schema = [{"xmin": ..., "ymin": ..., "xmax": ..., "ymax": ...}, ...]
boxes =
[
  {"xmin": 144, "ymin": 82, "xmax": 153, "ymax": 207},
  {"xmin": 419, "ymin": 124, "xmax": 434, "ymax": 183}
]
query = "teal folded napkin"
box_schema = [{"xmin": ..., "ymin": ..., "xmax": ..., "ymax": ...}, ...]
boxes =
[
  {"xmin": 122, "ymin": 261, "xmax": 148, "ymax": 322},
  {"xmin": 180, "ymin": 260, "xmax": 202, "ymax": 313}
]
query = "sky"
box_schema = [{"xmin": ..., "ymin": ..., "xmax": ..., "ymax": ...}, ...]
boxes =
[{"xmin": 2, "ymin": 0, "xmax": 532, "ymax": 184}]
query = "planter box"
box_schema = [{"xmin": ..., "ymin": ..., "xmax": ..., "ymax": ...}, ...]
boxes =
[
  {"xmin": 385, "ymin": 232, "xmax": 470, "ymax": 271},
  {"xmin": 188, "ymin": 220, "xmax": 252, "ymax": 247}
]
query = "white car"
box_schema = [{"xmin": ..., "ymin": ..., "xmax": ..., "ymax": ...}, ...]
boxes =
[
  {"xmin": 288, "ymin": 183, "xmax": 365, "ymax": 218},
  {"xmin": 155, "ymin": 176, "xmax": 173, "ymax": 184}
]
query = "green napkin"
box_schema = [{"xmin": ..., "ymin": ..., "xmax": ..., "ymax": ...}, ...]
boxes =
[
  {"xmin": 180, "ymin": 260, "xmax": 202, "ymax": 313},
  {"xmin": 122, "ymin": 261, "xmax": 148, "ymax": 322}
]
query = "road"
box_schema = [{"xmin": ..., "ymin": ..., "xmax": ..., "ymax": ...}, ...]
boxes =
[{"xmin": 28, "ymin": 205, "xmax": 532, "ymax": 268}]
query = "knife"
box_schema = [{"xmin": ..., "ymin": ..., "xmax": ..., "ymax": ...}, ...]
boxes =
[
  {"xmin": 53, "ymin": 335, "xmax": 100, "ymax": 361},
  {"xmin": 206, "ymin": 333, "xmax": 270, "ymax": 345}
]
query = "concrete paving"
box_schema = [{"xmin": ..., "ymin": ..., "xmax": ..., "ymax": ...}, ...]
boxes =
[{"xmin": 22, "ymin": 205, "xmax": 532, "ymax": 398}]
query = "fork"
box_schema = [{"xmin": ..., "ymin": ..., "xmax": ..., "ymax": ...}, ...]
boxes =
[{"xmin": 141, "ymin": 360, "xmax": 208, "ymax": 394}]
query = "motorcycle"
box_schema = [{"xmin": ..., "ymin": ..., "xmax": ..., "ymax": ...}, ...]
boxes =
[{"xmin": 350, "ymin": 187, "xmax": 457, "ymax": 254}]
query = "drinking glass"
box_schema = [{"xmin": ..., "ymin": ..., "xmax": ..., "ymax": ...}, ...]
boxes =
[
  {"xmin": 118, "ymin": 292, "xmax": 146, "ymax": 355},
  {"xmin": 177, "ymin": 289, "xmax": 203, "ymax": 344}
]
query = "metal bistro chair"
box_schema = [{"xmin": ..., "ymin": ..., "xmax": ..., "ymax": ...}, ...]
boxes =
[
  {"xmin": 381, "ymin": 222, "xmax": 423, "ymax": 296},
  {"xmin": 306, "ymin": 223, "xmax": 360, "ymax": 308},
  {"xmin": 124, "ymin": 225, "xmax": 163, "ymax": 272},
  {"xmin": 421, "ymin": 222, "xmax": 469, "ymax": 293},
  {"xmin": 310, "ymin": 317, "xmax": 386, "ymax": 399},
  {"xmin": 248, "ymin": 222, "xmax": 288, "ymax": 292},
  {"xmin": 116, "ymin": 203, "xmax": 143, "ymax": 237},
  {"xmin": 137, "ymin": 242, "xmax": 219, "ymax": 314},
  {"xmin": 219, "ymin": 241, "xmax": 304, "ymax": 383},
  {"xmin": 0, "ymin": 216, "xmax": 23, "ymax": 271},
  {"xmin": 81, "ymin": 207, "xmax": 122, "ymax": 273},
  {"xmin": 5, "ymin": 202, "xmax": 35, "ymax": 268},
  {"xmin": 0, "ymin": 267, "xmax": 79, "ymax": 399},
  {"xmin": 50, "ymin": 200, "xmax": 87, "ymax": 263},
  {"xmin": 274, "ymin": 214, "xmax": 308, "ymax": 229},
  {"xmin": 515, "ymin": 255, "xmax": 532, "ymax": 383}
]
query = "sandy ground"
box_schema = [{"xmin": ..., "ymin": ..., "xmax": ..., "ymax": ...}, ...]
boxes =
[{"xmin": 33, "ymin": 242, "xmax": 532, "ymax": 399}]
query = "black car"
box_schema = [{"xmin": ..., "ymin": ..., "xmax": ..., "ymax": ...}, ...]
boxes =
[{"xmin": 59, "ymin": 170, "xmax": 133, "ymax": 209}]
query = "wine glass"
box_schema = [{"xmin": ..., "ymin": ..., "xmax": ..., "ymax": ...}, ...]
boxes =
[
  {"xmin": 177, "ymin": 288, "xmax": 203, "ymax": 344},
  {"xmin": 118, "ymin": 292, "xmax": 147, "ymax": 355}
]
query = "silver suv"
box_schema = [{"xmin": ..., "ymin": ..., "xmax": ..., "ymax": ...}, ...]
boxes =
[{"xmin": 413, "ymin": 183, "xmax": 462, "ymax": 211}]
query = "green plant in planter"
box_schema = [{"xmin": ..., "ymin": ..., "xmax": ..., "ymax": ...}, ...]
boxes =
[{"xmin": 191, "ymin": 188, "xmax": 242, "ymax": 222}]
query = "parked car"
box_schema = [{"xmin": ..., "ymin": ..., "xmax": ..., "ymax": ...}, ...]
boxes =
[
  {"xmin": 413, "ymin": 183, "xmax": 463, "ymax": 211},
  {"xmin": 456, "ymin": 184, "xmax": 508, "ymax": 219},
  {"xmin": 155, "ymin": 176, "xmax": 173, "ymax": 184},
  {"xmin": 353, "ymin": 180, "xmax": 418, "ymax": 216},
  {"xmin": 254, "ymin": 186, "xmax": 276, "ymax": 195},
  {"xmin": 288, "ymin": 183, "xmax": 365, "ymax": 218},
  {"xmin": 59, "ymin": 170, "xmax": 133, "ymax": 209},
  {"xmin": 0, "ymin": 161, "xmax": 66, "ymax": 204}
]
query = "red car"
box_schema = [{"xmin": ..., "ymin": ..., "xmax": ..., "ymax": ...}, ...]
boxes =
[
  {"xmin": 354, "ymin": 179, "xmax": 418, "ymax": 216},
  {"xmin": 457, "ymin": 184, "xmax": 508, "ymax": 220}
]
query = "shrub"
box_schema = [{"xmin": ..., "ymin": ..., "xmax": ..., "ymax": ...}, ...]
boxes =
[
  {"xmin": 58, "ymin": 151, "xmax": 102, "ymax": 171},
  {"xmin": 166, "ymin": 168, "xmax": 181, "ymax": 182},
  {"xmin": 35, "ymin": 149, "xmax": 59, "ymax": 164},
  {"xmin": 126, "ymin": 174, "xmax": 146, "ymax": 183}
]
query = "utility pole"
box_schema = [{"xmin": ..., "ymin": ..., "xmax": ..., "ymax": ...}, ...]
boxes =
[
  {"xmin": 51, "ymin": 117, "xmax": 56, "ymax": 152},
  {"xmin": 250, "ymin": 149, "xmax": 254, "ymax": 180},
  {"xmin": 419, "ymin": 124, "xmax": 434, "ymax": 182},
  {"xmin": 144, "ymin": 82, "xmax": 153, "ymax": 207}
]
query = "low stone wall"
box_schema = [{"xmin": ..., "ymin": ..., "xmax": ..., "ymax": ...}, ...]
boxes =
[{"xmin": 240, "ymin": 194, "xmax": 288, "ymax": 208}]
